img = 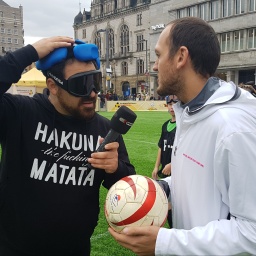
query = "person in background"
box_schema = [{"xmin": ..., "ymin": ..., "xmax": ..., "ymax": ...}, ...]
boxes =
[
  {"xmin": 112, "ymin": 91, "xmax": 118, "ymax": 101},
  {"xmin": 109, "ymin": 17, "xmax": 256, "ymax": 255},
  {"xmin": 136, "ymin": 93, "xmax": 141, "ymax": 101},
  {"xmin": 145, "ymin": 93, "xmax": 150, "ymax": 101},
  {"xmin": 149, "ymin": 94, "xmax": 155, "ymax": 100},
  {"xmin": 105, "ymin": 90, "xmax": 110, "ymax": 101},
  {"xmin": 152, "ymin": 94, "xmax": 177, "ymax": 228},
  {"xmin": 239, "ymin": 83, "xmax": 256, "ymax": 97},
  {"xmin": 98, "ymin": 90, "xmax": 106, "ymax": 108},
  {"xmin": 0, "ymin": 36, "xmax": 135, "ymax": 256}
]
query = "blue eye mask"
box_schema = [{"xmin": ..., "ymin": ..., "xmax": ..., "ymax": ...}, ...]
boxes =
[{"xmin": 36, "ymin": 39, "xmax": 100, "ymax": 71}]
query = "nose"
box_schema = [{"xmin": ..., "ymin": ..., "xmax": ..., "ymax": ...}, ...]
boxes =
[
  {"xmin": 90, "ymin": 90, "xmax": 97, "ymax": 97},
  {"xmin": 153, "ymin": 60, "xmax": 158, "ymax": 71}
]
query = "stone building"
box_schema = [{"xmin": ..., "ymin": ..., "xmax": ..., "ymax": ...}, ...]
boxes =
[
  {"xmin": 74, "ymin": 0, "xmax": 256, "ymax": 97},
  {"xmin": 0, "ymin": 0, "xmax": 24, "ymax": 56},
  {"xmin": 74, "ymin": 0, "xmax": 151, "ymax": 98},
  {"xmin": 149, "ymin": 0, "xmax": 256, "ymax": 91}
]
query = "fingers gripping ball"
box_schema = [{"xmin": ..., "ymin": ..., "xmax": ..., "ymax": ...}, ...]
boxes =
[{"xmin": 105, "ymin": 175, "xmax": 169, "ymax": 232}]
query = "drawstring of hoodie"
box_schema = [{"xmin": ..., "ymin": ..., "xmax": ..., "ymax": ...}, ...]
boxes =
[
  {"xmin": 43, "ymin": 88, "xmax": 56, "ymax": 168},
  {"xmin": 49, "ymin": 110, "xmax": 56, "ymax": 168}
]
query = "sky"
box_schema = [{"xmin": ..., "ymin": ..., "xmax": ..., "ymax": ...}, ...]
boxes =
[{"xmin": 5, "ymin": 0, "xmax": 91, "ymax": 45}]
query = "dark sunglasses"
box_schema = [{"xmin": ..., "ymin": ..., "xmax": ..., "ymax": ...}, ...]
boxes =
[
  {"xmin": 166, "ymin": 95, "xmax": 178, "ymax": 104},
  {"xmin": 47, "ymin": 70, "xmax": 102, "ymax": 97}
]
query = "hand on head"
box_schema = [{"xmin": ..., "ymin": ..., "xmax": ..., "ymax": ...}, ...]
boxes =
[{"xmin": 32, "ymin": 36, "xmax": 75, "ymax": 59}]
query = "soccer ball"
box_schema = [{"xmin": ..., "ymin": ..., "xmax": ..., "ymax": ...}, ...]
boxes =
[{"xmin": 105, "ymin": 174, "xmax": 169, "ymax": 232}]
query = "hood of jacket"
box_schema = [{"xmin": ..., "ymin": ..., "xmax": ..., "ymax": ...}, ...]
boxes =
[
  {"xmin": 174, "ymin": 79, "xmax": 256, "ymax": 126},
  {"xmin": 32, "ymin": 88, "xmax": 56, "ymax": 114}
]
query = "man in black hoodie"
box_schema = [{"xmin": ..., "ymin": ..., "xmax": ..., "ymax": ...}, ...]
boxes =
[{"xmin": 0, "ymin": 36, "xmax": 135, "ymax": 255}]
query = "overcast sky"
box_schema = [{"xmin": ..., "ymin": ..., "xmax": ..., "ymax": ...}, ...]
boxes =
[{"xmin": 5, "ymin": 0, "xmax": 91, "ymax": 45}]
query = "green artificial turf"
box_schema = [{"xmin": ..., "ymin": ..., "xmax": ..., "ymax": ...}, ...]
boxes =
[{"xmin": 91, "ymin": 111, "xmax": 170, "ymax": 256}]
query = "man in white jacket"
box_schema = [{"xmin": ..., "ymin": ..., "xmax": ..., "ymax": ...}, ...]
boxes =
[{"xmin": 109, "ymin": 17, "xmax": 256, "ymax": 255}]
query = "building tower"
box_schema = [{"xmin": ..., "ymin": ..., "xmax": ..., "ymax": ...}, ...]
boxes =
[
  {"xmin": 73, "ymin": 0, "xmax": 151, "ymax": 98},
  {"xmin": 0, "ymin": 0, "xmax": 24, "ymax": 56}
]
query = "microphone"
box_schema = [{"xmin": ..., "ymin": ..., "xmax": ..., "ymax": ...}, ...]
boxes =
[
  {"xmin": 85, "ymin": 106, "xmax": 137, "ymax": 169},
  {"xmin": 96, "ymin": 105, "xmax": 137, "ymax": 152}
]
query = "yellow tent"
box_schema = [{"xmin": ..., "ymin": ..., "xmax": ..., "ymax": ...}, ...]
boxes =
[{"xmin": 15, "ymin": 67, "xmax": 46, "ymax": 88}]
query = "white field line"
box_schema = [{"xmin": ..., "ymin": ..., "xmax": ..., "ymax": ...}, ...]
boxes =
[{"xmin": 124, "ymin": 138, "xmax": 156, "ymax": 145}]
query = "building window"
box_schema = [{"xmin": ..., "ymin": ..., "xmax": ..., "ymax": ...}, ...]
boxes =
[
  {"xmin": 235, "ymin": 0, "xmax": 245, "ymax": 14},
  {"xmin": 248, "ymin": 28, "xmax": 256, "ymax": 49},
  {"xmin": 188, "ymin": 5, "xmax": 197, "ymax": 17},
  {"xmin": 107, "ymin": 4, "xmax": 111, "ymax": 13},
  {"xmin": 7, "ymin": 38, "xmax": 12, "ymax": 44},
  {"xmin": 95, "ymin": 32, "xmax": 102, "ymax": 56},
  {"xmin": 199, "ymin": 3, "xmax": 209, "ymax": 20},
  {"xmin": 137, "ymin": 59, "xmax": 144, "ymax": 75},
  {"xmin": 120, "ymin": 24, "xmax": 129, "ymax": 54},
  {"xmin": 121, "ymin": 61, "xmax": 128, "ymax": 75},
  {"xmin": 100, "ymin": 4, "xmax": 103, "ymax": 15},
  {"xmin": 1, "ymin": 37, "xmax": 5, "ymax": 43},
  {"xmin": 136, "ymin": 13, "xmax": 142, "ymax": 26},
  {"xmin": 221, "ymin": 32, "xmax": 231, "ymax": 52},
  {"xmin": 178, "ymin": 8, "xmax": 186, "ymax": 18},
  {"xmin": 13, "ymin": 29, "xmax": 18, "ymax": 35},
  {"xmin": 109, "ymin": 28, "xmax": 115, "ymax": 59},
  {"xmin": 211, "ymin": 0, "xmax": 219, "ymax": 20},
  {"xmin": 136, "ymin": 35, "xmax": 144, "ymax": 52},
  {"xmin": 234, "ymin": 30, "xmax": 244, "ymax": 50},
  {"xmin": 0, "ymin": 11, "xmax": 3, "ymax": 18},
  {"xmin": 249, "ymin": 0, "xmax": 256, "ymax": 11},
  {"xmin": 13, "ymin": 38, "xmax": 18, "ymax": 44},
  {"xmin": 1, "ymin": 28, "xmax": 5, "ymax": 34},
  {"xmin": 223, "ymin": 0, "xmax": 232, "ymax": 17},
  {"xmin": 7, "ymin": 29, "xmax": 12, "ymax": 35},
  {"xmin": 82, "ymin": 29, "xmax": 86, "ymax": 38}
]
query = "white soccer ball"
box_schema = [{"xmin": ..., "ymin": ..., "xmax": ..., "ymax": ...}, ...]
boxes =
[{"xmin": 105, "ymin": 174, "xmax": 169, "ymax": 232}]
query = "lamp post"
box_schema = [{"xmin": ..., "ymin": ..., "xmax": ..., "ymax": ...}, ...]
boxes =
[
  {"xmin": 141, "ymin": 39, "xmax": 149, "ymax": 93},
  {"xmin": 97, "ymin": 29, "xmax": 111, "ymax": 92},
  {"xmin": 133, "ymin": 56, "xmax": 140, "ymax": 94}
]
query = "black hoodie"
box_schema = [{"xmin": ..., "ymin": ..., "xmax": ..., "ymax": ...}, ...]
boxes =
[{"xmin": 0, "ymin": 45, "xmax": 135, "ymax": 255}]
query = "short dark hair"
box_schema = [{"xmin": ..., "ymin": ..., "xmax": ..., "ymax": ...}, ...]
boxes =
[
  {"xmin": 167, "ymin": 17, "xmax": 220, "ymax": 77},
  {"xmin": 44, "ymin": 58, "xmax": 74, "ymax": 81}
]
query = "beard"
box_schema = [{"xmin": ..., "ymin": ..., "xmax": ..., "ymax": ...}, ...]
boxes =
[
  {"xmin": 157, "ymin": 70, "xmax": 182, "ymax": 97},
  {"xmin": 57, "ymin": 91, "xmax": 96, "ymax": 120}
]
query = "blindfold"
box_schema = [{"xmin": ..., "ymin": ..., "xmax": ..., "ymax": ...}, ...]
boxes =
[{"xmin": 36, "ymin": 39, "xmax": 100, "ymax": 71}]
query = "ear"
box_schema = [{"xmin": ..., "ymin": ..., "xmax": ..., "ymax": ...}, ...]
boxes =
[
  {"xmin": 176, "ymin": 46, "xmax": 189, "ymax": 70},
  {"xmin": 46, "ymin": 78, "xmax": 59, "ymax": 96}
]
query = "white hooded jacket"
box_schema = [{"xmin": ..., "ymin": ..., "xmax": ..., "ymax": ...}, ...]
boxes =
[{"xmin": 156, "ymin": 79, "xmax": 256, "ymax": 255}]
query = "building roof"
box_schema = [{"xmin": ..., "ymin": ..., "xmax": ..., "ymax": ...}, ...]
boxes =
[
  {"xmin": 74, "ymin": 11, "xmax": 83, "ymax": 25},
  {"xmin": 0, "ymin": 0, "xmax": 9, "ymax": 7}
]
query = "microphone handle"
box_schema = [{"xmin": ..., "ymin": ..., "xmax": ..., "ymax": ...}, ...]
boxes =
[
  {"xmin": 85, "ymin": 129, "xmax": 120, "ymax": 169},
  {"xmin": 96, "ymin": 129, "xmax": 120, "ymax": 152}
]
